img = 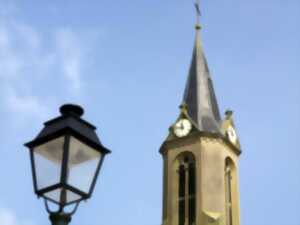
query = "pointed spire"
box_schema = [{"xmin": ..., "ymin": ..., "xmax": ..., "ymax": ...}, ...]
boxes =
[{"xmin": 182, "ymin": 2, "xmax": 221, "ymax": 133}]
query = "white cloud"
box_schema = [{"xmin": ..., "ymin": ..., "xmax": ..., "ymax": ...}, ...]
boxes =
[
  {"xmin": 0, "ymin": 208, "xmax": 35, "ymax": 225},
  {"xmin": 0, "ymin": 20, "xmax": 50, "ymax": 120},
  {"xmin": 0, "ymin": 8, "xmax": 97, "ymax": 123},
  {"xmin": 3, "ymin": 86, "xmax": 50, "ymax": 120},
  {"xmin": 55, "ymin": 28, "xmax": 83, "ymax": 92}
]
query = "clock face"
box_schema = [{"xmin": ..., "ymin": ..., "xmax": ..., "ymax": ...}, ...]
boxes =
[
  {"xmin": 174, "ymin": 119, "xmax": 192, "ymax": 138},
  {"xmin": 227, "ymin": 126, "xmax": 237, "ymax": 143}
]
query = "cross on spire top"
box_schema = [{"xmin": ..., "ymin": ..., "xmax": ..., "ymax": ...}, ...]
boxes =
[{"xmin": 194, "ymin": 0, "xmax": 201, "ymax": 29}]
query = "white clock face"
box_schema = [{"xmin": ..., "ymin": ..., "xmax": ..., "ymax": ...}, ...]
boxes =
[
  {"xmin": 174, "ymin": 119, "xmax": 192, "ymax": 138},
  {"xmin": 227, "ymin": 126, "xmax": 237, "ymax": 143}
]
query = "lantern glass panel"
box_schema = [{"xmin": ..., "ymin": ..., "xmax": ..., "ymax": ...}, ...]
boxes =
[
  {"xmin": 67, "ymin": 137, "xmax": 102, "ymax": 194},
  {"xmin": 66, "ymin": 190, "xmax": 82, "ymax": 203},
  {"xmin": 33, "ymin": 137, "xmax": 64, "ymax": 190},
  {"xmin": 44, "ymin": 188, "xmax": 82, "ymax": 205},
  {"xmin": 44, "ymin": 188, "xmax": 62, "ymax": 203}
]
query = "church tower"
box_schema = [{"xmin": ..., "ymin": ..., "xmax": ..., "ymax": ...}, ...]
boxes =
[{"xmin": 160, "ymin": 4, "xmax": 242, "ymax": 225}]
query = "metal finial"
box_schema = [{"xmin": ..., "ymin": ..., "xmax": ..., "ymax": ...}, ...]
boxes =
[
  {"xmin": 180, "ymin": 103, "xmax": 188, "ymax": 114},
  {"xmin": 225, "ymin": 109, "xmax": 234, "ymax": 119},
  {"xmin": 60, "ymin": 104, "xmax": 84, "ymax": 117},
  {"xmin": 194, "ymin": 0, "xmax": 201, "ymax": 30}
]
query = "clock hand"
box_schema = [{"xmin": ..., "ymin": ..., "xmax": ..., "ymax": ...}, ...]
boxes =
[{"xmin": 180, "ymin": 123, "xmax": 184, "ymax": 130}]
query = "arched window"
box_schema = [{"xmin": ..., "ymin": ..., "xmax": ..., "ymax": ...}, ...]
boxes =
[
  {"xmin": 177, "ymin": 154, "xmax": 196, "ymax": 225},
  {"xmin": 225, "ymin": 158, "xmax": 235, "ymax": 225}
]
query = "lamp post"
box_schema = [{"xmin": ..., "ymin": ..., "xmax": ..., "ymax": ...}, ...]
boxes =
[{"xmin": 24, "ymin": 104, "xmax": 111, "ymax": 225}]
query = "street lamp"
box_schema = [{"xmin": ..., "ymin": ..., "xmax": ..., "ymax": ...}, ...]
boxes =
[{"xmin": 24, "ymin": 104, "xmax": 111, "ymax": 225}]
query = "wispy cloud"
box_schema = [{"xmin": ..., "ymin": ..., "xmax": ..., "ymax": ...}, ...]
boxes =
[
  {"xmin": 0, "ymin": 208, "xmax": 35, "ymax": 225},
  {"xmin": 0, "ymin": 7, "xmax": 97, "ymax": 124},
  {"xmin": 0, "ymin": 18, "xmax": 46, "ymax": 121},
  {"xmin": 2, "ymin": 86, "xmax": 49, "ymax": 120},
  {"xmin": 55, "ymin": 28, "xmax": 84, "ymax": 92}
]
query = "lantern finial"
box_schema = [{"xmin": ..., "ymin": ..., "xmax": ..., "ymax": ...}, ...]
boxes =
[{"xmin": 60, "ymin": 104, "xmax": 84, "ymax": 117}]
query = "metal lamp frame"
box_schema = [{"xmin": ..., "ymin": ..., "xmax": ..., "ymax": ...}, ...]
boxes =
[{"xmin": 24, "ymin": 104, "xmax": 111, "ymax": 214}]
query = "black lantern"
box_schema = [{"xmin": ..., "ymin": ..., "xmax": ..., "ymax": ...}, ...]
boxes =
[{"xmin": 24, "ymin": 104, "xmax": 110, "ymax": 224}]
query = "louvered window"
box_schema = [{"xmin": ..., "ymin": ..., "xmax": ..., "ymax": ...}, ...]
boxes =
[{"xmin": 178, "ymin": 155, "xmax": 196, "ymax": 225}]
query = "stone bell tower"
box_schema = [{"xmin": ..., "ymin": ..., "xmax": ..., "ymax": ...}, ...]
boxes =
[{"xmin": 160, "ymin": 3, "xmax": 242, "ymax": 225}]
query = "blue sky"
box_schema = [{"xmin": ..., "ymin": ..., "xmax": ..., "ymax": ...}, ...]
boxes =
[{"xmin": 0, "ymin": 1, "xmax": 299, "ymax": 225}]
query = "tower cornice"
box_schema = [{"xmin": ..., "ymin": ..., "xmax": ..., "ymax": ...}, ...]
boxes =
[{"xmin": 160, "ymin": 131, "xmax": 242, "ymax": 156}]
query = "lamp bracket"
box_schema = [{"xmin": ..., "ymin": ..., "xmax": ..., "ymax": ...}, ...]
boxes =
[{"xmin": 44, "ymin": 198, "xmax": 80, "ymax": 216}]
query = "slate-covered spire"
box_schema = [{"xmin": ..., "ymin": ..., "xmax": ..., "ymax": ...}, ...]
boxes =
[{"xmin": 182, "ymin": 6, "xmax": 221, "ymax": 133}]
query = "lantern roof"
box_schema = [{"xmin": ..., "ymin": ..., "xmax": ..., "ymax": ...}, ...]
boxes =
[{"xmin": 25, "ymin": 104, "xmax": 111, "ymax": 154}]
